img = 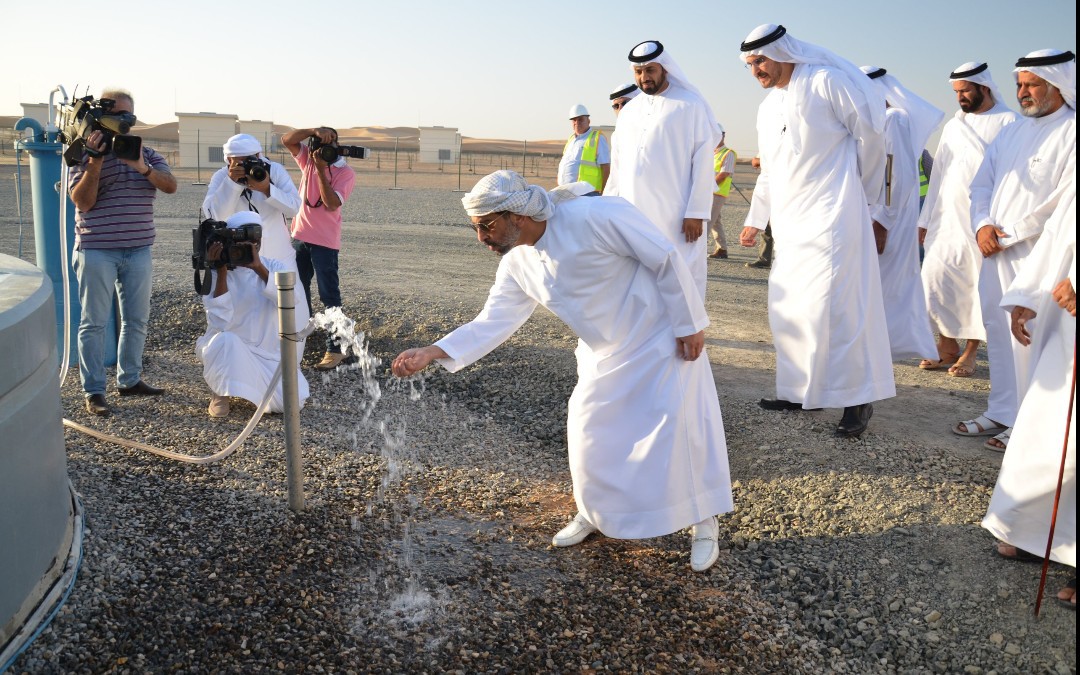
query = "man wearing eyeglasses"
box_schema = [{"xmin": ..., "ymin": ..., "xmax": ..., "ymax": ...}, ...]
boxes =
[
  {"xmin": 281, "ymin": 126, "xmax": 358, "ymax": 370},
  {"xmin": 391, "ymin": 171, "xmax": 733, "ymax": 573},
  {"xmin": 737, "ymin": 23, "xmax": 893, "ymax": 438},
  {"xmin": 557, "ymin": 105, "xmax": 610, "ymax": 192},
  {"xmin": 69, "ymin": 88, "xmax": 177, "ymax": 416},
  {"xmin": 605, "ymin": 40, "xmax": 721, "ymax": 302}
]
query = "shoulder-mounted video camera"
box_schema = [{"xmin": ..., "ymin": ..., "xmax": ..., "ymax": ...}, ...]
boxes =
[
  {"xmin": 58, "ymin": 96, "xmax": 143, "ymax": 166},
  {"xmin": 310, "ymin": 136, "xmax": 370, "ymax": 162},
  {"xmin": 239, "ymin": 156, "xmax": 271, "ymax": 183},
  {"xmin": 192, "ymin": 218, "xmax": 262, "ymax": 294}
]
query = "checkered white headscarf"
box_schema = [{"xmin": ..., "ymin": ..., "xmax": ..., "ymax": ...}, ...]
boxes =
[{"xmin": 462, "ymin": 171, "xmax": 568, "ymax": 221}]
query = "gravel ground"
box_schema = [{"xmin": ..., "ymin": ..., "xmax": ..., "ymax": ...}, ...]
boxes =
[{"xmin": 0, "ymin": 170, "xmax": 1075, "ymax": 674}]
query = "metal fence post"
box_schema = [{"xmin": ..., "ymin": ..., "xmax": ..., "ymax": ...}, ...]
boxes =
[{"xmin": 275, "ymin": 271, "xmax": 304, "ymax": 512}]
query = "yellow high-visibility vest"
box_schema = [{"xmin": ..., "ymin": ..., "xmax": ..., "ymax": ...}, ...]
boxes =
[
  {"xmin": 564, "ymin": 129, "xmax": 604, "ymax": 191},
  {"xmin": 918, "ymin": 156, "xmax": 930, "ymax": 198},
  {"xmin": 713, "ymin": 147, "xmax": 737, "ymax": 197}
]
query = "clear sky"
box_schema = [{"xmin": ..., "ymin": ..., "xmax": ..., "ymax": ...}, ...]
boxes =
[{"xmin": 1, "ymin": 0, "xmax": 1075, "ymax": 156}]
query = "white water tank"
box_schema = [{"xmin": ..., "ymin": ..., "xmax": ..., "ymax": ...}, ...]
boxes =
[{"xmin": 0, "ymin": 253, "xmax": 75, "ymax": 651}]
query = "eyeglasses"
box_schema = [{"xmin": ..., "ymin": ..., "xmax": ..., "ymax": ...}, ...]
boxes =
[
  {"xmin": 744, "ymin": 56, "xmax": 768, "ymax": 71},
  {"xmin": 470, "ymin": 212, "xmax": 506, "ymax": 234},
  {"xmin": 612, "ymin": 101, "xmax": 626, "ymax": 110}
]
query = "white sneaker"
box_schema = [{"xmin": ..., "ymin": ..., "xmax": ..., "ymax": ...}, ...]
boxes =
[
  {"xmin": 552, "ymin": 513, "xmax": 598, "ymax": 547},
  {"xmin": 690, "ymin": 516, "xmax": 720, "ymax": 572}
]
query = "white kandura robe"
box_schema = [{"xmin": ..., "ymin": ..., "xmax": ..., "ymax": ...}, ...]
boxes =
[
  {"xmin": 919, "ymin": 102, "xmax": 1018, "ymax": 341},
  {"xmin": 982, "ymin": 189, "xmax": 1076, "ymax": 566},
  {"xmin": 435, "ymin": 196, "xmax": 733, "ymax": 539},
  {"xmin": 196, "ymin": 257, "xmax": 309, "ymax": 413},
  {"xmin": 969, "ymin": 104, "xmax": 1075, "ymax": 427},
  {"xmin": 871, "ymin": 108, "xmax": 937, "ymax": 361},
  {"xmin": 604, "ymin": 82, "xmax": 718, "ymax": 302},
  {"xmin": 745, "ymin": 63, "xmax": 896, "ymax": 409},
  {"xmin": 203, "ymin": 161, "xmax": 303, "ymax": 266}
]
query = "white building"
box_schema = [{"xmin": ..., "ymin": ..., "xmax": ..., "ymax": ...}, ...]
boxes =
[
  {"xmin": 20, "ymin": 103, "xmax": 50, "ymax": 128},
  {"xmin": 238, "ymin": 120, "xmax": 276, "ymax": 153},
  {"xmin": 176, "ymin": 112, "xmax": 239, "ymax": 169},
  {"xmin": 419, "ymin": 126, "xmax": 461, "ymax": 164}
]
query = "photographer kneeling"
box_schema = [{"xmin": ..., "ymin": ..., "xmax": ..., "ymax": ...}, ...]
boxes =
[{"xmin": 196, "ymin": 212, "xmax": 309, "ymax": 418}]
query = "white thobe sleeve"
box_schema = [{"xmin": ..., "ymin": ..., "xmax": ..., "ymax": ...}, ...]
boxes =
[
  {"xmin": 202, "ymin": 273, "xmax": 235, "ymax": 331},
  {"xmin": 266, "ymin": 162, "xmax": 301, "ymax": 219},
  {"xmin": 744, "ymin": 144, "xmax": 770, "ymax": 231},
  {"xmin": 434, "ymin": 261, "xmax": 538, "ymax": 373},
  {"xmin": 870, "ymin": 114, "xmax": 916, "ymax": 231},
  {"xmin": 603, "ymin": 128, "xmax": 621, "ymax": 197},
  {"xmin": 594, "ymin": 199, "xmax": 709, "ymax": 336},
  {"xmin": 202, "ymin": 168, "xmax": 244, "ymax": 220},
  {"xmin": 969, "ymin": 134, "xmax": 1002, "ymax": 233},
  {"xmin": 1001, "ymin": 187, "xmax": 1077, "ymax": 313},
  {"xmin": 685, "ymin": 104, "xmax": 718, "ymax": 221},
  {"xmin": 826, "ymin": 73, "xmax": 887, "ymax": 206}
]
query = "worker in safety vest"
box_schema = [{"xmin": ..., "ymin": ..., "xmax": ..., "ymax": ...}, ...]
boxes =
[
  {"xmin": 557, "ymin": 104, "xmax": 610, "ymax": 191},
  {"xmin": 708, "ymin": 124, "xmax": 737, "ymax": 259}
]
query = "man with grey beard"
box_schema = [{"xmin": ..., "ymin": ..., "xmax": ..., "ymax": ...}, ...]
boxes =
[{"xmin": 959, "ymin": 49, "xmax": 1075, "ymax": 455}]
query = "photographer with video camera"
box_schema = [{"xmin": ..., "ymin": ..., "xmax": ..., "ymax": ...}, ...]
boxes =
[
  {"xmin": 202, "ymin": 134, "xmax": 302, "ymax": 267},
  {"xmin": 68, "ymin": 88, "xmax": 177, "ymax": 417},
  {"xmin": 281, "ymin": 126, "xmax": 358, "ymax": 371},
  {"xmin": 197, "ymin": 211, "xmax": 309, "ymax": 418}
]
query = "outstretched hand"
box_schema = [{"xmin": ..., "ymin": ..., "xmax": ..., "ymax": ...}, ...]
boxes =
[
  {"xmin": 676, "ymin": 331, "xmax": 705, "ymax": 361},
  {"xmin": 391, "ymin": 346, "xmax": 449, "ymax": 377}
]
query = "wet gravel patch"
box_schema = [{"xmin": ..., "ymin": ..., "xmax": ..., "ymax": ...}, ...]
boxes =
[{"xmin": 1, "ymin": 176, "xmax": 1074, "ymax": 673}]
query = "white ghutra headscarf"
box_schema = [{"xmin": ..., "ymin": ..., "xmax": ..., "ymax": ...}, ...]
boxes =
[
  {"xmin": 861, "ymin": 66, "xmax": 945, "ymax": 157},
  {"xmin": 948, "ymin": 61, "xmax": 1009, "ymax": 109},
  {"xmin": 1014, "ymin": 49, "xmax": 1076, "ymax": 110},
  {"xmin": 739, "ymin": 24, "xmax": 886, "ymax": 154}
]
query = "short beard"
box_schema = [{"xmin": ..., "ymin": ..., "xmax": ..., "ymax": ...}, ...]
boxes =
[
  {"xmin": 959, "ymin": 88, "xmax": 985, "ymax": 113},
  {"xmin": 640, "ymin": 73, "xmax": 667, "ymax": 95}
]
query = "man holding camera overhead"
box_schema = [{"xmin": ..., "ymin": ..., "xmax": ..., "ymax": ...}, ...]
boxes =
[
  {"xmin": 68, "ymin": 88, "xmax": 177, "ymax": 417},
  {"xmin": 281, "ymin": 126, "xmax": 357, "ymax": 371},
  {"xmin": 202, "ymin": 134, "xmax": 301, "ymax": 266}
]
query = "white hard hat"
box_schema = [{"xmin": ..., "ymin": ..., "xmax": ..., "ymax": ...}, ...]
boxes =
[{"xmin": 568, "ymin": 104, "xmax": 590, "ymax": 119}]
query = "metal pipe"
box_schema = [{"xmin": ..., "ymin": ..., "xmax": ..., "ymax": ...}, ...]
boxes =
[
  {"xmin": 884, "ymin": 154, "xmax": 893, "ymax": 207},
  {"xmin": 275, "ymin": 271, "xmax": 304, "ymax": 512}
]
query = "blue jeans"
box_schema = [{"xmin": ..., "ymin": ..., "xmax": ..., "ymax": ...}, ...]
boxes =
[
  {"xmin": 293, "ymin": 240, "xmax": 342, "ymax": 353},
  {"xmin": 73, "ymin": 246, "xmax": 152, "ymax": 395}
]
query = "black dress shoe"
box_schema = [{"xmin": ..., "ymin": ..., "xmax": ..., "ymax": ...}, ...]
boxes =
[
  {"xmin": 85, "ymin": 394, "xmax": 110, "ymax": 416},
  {"xmin": 836, "ymin": 403, "xmax": 874, "ymax": 437},
  {"xmin": 118, "ymin": 380, "xmax": 165, "ymax": 396},
  {"xmin": 759, "ymin": 398, "xmax": 803, "ymax": 411}
]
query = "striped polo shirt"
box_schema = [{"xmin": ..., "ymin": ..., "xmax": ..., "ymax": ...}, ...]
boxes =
[{"xmin": 69, "ymin": 147, "xmax": 171, "ymax": 249}]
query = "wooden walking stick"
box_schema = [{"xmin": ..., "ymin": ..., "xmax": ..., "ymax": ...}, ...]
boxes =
[{"xmin": 1034, "ymin": 339, "xmax": 1076, "ymax": 617}]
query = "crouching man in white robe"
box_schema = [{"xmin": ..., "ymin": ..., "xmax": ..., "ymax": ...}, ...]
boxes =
[
  {"xmin": 391, "ymin": 171, "xmax": 733, "ymax": 573},
  {"xmin": 197, "ymin": 211, "xmax": 310, "ymax": 418},
  {"xmin": 982, "ymin": 184, "xmax": 1075, "ymax": 609},
  {"xmin": 737, "ymin": 24, "xmax": 895, "ymax": 438}
]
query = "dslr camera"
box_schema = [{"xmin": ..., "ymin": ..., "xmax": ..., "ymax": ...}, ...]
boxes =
[
  {"xmin": 58, "ymin": 95, "xmax": 143, "ymax": 166},
  {"xmin": 310, "ymin": 136, "xmax": 370, "ymax": 162},
  {"xmin": 192, "ymin": 217, "xmax": 262, "ymax": 279},
  {"xmin": 238, "ymin": 156, "xmax": 271, "ymax": 183}
]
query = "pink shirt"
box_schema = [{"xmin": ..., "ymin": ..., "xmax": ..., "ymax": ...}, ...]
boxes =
[{"xmin": 289, "ymin": 145, "xmax": 357, "ymax": 250}]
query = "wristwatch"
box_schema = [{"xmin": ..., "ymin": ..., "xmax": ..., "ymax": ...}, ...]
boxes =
[{"xmin": 140, "ymin": 165, "xmax": 153, "ymax": 177}]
